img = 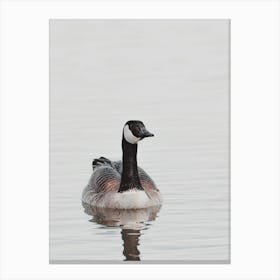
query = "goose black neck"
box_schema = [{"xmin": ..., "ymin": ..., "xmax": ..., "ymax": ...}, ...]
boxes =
[{"xmin": 118, "ymin": 136, "xmax": 143, "ymax": 192}]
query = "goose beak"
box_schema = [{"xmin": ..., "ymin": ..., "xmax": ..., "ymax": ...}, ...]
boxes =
[{"xmin": 140, "ymin": 129, "xmax": 154, "ymax": 139}]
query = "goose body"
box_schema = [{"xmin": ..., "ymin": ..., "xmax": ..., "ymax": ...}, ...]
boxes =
[{"xmin": 82, "ymin": 121, "xmax": 162, "ymax": 209}]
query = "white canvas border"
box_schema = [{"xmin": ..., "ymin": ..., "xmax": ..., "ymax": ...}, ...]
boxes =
[{"xmin": 0, "ymin": 0, "xmax": 279, "ymax": 280}]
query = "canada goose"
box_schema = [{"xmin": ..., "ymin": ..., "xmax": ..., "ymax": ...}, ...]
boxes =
[{"xmin": 82, "ymin": 120, "xmax": 162, "ymax": 209}]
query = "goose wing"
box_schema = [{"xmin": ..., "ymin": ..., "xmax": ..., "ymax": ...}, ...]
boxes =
[{"xmin": 87, "ymin": 157, "xmax": 158, "ymax": 193}]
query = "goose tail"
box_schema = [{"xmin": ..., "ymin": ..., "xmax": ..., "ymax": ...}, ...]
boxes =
[{"xmin": 92, "ymin": 157, "xmax": 112, "ymax": 170}]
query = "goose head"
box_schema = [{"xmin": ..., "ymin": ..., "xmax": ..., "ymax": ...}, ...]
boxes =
[{"xmin": 123, "ymin": 120, "xmax": 154, "ymax": 144}]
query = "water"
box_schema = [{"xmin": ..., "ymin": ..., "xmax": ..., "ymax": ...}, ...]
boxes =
[{"xmin": 50, "ymin": 19, "xmax": 230, "ymax": 263}]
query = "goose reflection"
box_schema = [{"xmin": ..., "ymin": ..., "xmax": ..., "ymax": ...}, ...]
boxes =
[{"xmin": 82, "ymin": 203, "xmax": 161, "ymax": 261}]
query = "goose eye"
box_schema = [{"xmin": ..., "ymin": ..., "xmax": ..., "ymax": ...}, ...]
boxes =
[{"xmin": 133, "ymin": 126, "xmax": 142, "ymax": 137}]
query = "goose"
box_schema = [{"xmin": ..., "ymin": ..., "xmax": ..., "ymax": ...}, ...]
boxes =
[{"xmin": 82, "ymin": 120, "xmax": 162, "ymax": 209}]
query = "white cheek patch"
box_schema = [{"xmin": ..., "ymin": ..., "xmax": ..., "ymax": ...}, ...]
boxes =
[{"xmin": 123, "ymin": 124, "xmax": 140, "ymax": 144}]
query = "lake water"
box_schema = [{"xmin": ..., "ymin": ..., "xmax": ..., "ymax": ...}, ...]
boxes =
[{"xmin": 49, "ymin": 19, "xmax": 230, "ymax": 263}]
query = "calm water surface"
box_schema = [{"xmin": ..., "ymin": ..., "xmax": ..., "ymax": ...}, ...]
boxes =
[{"xmin": 50, "ymin": 19, "xmax": 230, "ymax": 262}]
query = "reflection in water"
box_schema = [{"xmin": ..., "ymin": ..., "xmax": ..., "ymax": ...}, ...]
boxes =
[
  {"xmin": 82, "ymin": 203, "xmax": 161, "ymax": 261},
  {"xmin": 121, "ymin": 229, "xmax": 140, "ymax": 261}
]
